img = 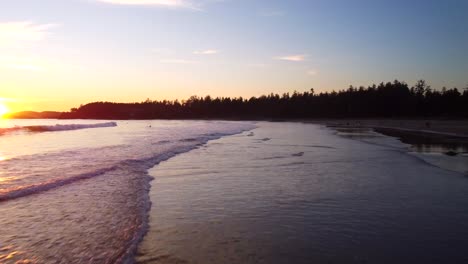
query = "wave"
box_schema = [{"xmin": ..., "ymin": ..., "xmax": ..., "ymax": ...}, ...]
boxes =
[
  {"xmin": 0, "ymin": 122, "xmax": 117, "ymax": 135},
  {"xmin": 0, "ymin": 121, "xmax": 256, "ymax": 263},
  {"xmin": 0, "ymin": 123, "xmax": 255, "ymax": 204},
  {"xmin": 0, "ymin": 166, "xmax": 117, "ymax": 202},
  {"xmin": 292, "ymin": 152, "xmax": 305, "ymax": 157},
  {"xmin": 0, "ymin": 144, "xmax": 200, "ymax": 203}
]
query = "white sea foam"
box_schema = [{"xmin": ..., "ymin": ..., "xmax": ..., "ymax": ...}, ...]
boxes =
[
  {"xmin": 0, "ymin": 122, "xmax": 117, "ymax": 135},
  {"xmin": 0, "ymin": 120, "xmax": 255, "ymax": 263}
]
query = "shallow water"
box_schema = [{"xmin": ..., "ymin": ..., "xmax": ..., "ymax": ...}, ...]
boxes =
[
  {"xmin": 137, "ymin": 122, "xmax": 468, "ymax": 264},
  {"xmin": 2, "ymin": 120, "xmax": 468, "ymax": 263},
  {"xmin": 0, "ymin": 119, "xmax": 254, "ymax": 263}
]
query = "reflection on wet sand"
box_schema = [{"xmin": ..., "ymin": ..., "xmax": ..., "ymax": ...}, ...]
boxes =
[
  {"xmin": 329, "ymin": 125, "xmax": 468, "ymax": 174},
  {"xmin": 0, "ymin": 245, "xmax": 37, "ymax": 263},
  {"xmin": 137, "ymin": 123, "xmax": 468, "ymax": 264}
]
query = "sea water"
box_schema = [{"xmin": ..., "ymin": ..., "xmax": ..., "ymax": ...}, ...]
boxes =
[
  {"xmin": 2, "ymin": 120, "xmax": 468, "ymax": 263},
  {"xmin": 0, "ymin": 119, "xmax": 254, "ymax": 263},
  {"xmin": 137, "ymin": 122, "xmax": 468, "ymax": 264}
]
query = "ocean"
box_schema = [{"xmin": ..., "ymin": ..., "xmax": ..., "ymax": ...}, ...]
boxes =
[
  {"xmin": 0, "ymin": 119, "xmax": 254, "ymax": 263},
  {"xmin": 1, "ymin": 120, "xmax": 468, "ymax": 263}
]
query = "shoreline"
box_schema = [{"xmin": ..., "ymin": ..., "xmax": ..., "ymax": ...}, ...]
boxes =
[
  {"xmin": 136, "ymin": 122, "xmax": 468, "ymax": 263},
  {"xmin": 318, "ymin": 120, "xmax": 468, "ymax": 155},
  {"xmin": 5, "ymin": 117, "xmax": 468, "ymax": 137},
  {"xmin": 3, "ymin": 117, "xmax": 468, "ymax": 153},
  {"xmin": 314, "ymin": 121, "xmax": 468, "ymax": 174},
  {"xmin": 302, "ymin": 119, "xmax": 468, "ymax": 138}
]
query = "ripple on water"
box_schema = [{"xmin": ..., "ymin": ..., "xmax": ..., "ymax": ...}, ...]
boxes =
[
  {"xmin": 0, "ymin": 121, "xmax": 256, "ymax": 264},
  {"xmin": 137, "ymin": 122, "xmax": 468, "ymax": 264}
]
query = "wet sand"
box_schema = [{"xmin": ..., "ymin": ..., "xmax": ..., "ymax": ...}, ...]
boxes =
[
  {"xmin": 307, "ymin": 119, "xmax": 468, "ymax": 154},
  {"xmin": 321, "ymin": 122, "xmax": 468, "ymax": 175},
  {"xmin": 136, "ymin": 122, "xmax": 468, "ymax": 264},
  {"xmin": 316, "ymin": 119, "xmax": 468, "ymax": 137}
]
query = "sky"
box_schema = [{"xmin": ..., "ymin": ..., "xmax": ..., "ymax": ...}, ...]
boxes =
[{"xmin": 0, "ymin": 0, "xmax": 467, "ymax": 112}]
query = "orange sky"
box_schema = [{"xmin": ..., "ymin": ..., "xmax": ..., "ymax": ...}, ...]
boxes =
[{"xmin": 1, "ymin": 1, "xmax": 467, "ymax": 112}]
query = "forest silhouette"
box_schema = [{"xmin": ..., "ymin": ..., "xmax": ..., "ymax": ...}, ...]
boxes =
[{"xmin": 60, "ymin": 80, "xmax": 468, "ymax": 120}]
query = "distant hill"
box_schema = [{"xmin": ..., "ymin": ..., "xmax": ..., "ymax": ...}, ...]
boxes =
[{"xmin": 7, "ymin": 111, "xmax": 63, "ymax": 119}]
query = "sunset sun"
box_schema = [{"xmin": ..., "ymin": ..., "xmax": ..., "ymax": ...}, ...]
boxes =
[
  {"xmin": 0, "ymin": 103, "xmax": 10, "ymax": 118},
  {"xmin": 0, "ymin": 1, "xmax": 467, "ymax": 263}
]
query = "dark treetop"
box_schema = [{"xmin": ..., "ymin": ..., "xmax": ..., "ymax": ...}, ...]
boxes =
[{"xmin": 57, "ymin": 80, "xmax": 468, "ymax": 120}]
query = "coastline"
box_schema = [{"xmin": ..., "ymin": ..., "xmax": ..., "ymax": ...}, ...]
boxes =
[
  {"xmin": 299, "ymin": 119, "xmax": 468, "ymax": 138},
  {"xmin": 4, "ymin": 118, "xmax": 468, "ymax": 136},
  {"xmin": 3, "ymin": 118, "xmax": 468, "ymax": 153},
  {"xmin": 304, "ymin": 119, "xmax": 468, "ymax": 155},
  {"xmin": 312, "ymin": 119, "xmax": 468, "ymax": 175}
]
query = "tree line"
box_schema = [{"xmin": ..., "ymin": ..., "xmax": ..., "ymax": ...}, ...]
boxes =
[{"xmin": 60, "ymin": 80, "xmax": 468, "ymax": 119}]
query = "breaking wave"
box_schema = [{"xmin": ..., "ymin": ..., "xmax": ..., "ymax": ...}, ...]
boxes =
[
  {"xmin": 0, "ymin": 166, "xmax": 117, "ymax": 202},
  {"xmin": 0, "ymin": 122, "xmax": 117, "ymax": 135},
  {"xmin": 0, "ymin": 120, "xmax": 256, "ymax": 263}
]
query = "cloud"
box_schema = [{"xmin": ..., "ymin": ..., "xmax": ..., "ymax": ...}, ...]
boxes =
[
  {"xmin": 0, "ymin": 21, "xmax": 57, "ymax": 47},
  {"xmin": 193, "ymin": 49, "xmax": 218, "ymax": 55},
  {"xmin": 307, "ymin": 70, "xmax": 318, "ymax": 76},
  {"xmin": 275, "ymin": 54, "xmax": 306, "ymax": 62},
  {"xmin": 96, "ymin": 0, "xmax": 200, "ymax": 9},
  {"xmin": 0, "ymin": 23, "xmax": 56, "ymax": 73},
  {"xmin": 160, "ymin": 59, "xmax": 197, "ymax": 64}
]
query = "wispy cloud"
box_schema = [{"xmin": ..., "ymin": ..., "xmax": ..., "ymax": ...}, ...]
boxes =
[
  {"xmin": 160, "ymin": 59, "xmax": 197, "ymax": 64},
  {"xmin": 275, "ymin": 54, "xmax": 307, "ymax": 62},
  {"xmin": 96, "ymin": 0, "xmax": 200, "ymax": 9},
  {"xmin": 0, "ymin": 21, "xmax": 57, "ymax": 47},
  {"xmin": 0, "ymin": 22, "xmax": 57, "ymax": 73},
  {"xmin": 193, "ymin": 49, "xmax": 218, "ymax": 55},
  {"xmin": 307, "ymin": 69, "xmax": 318, "ymax": 76}
]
